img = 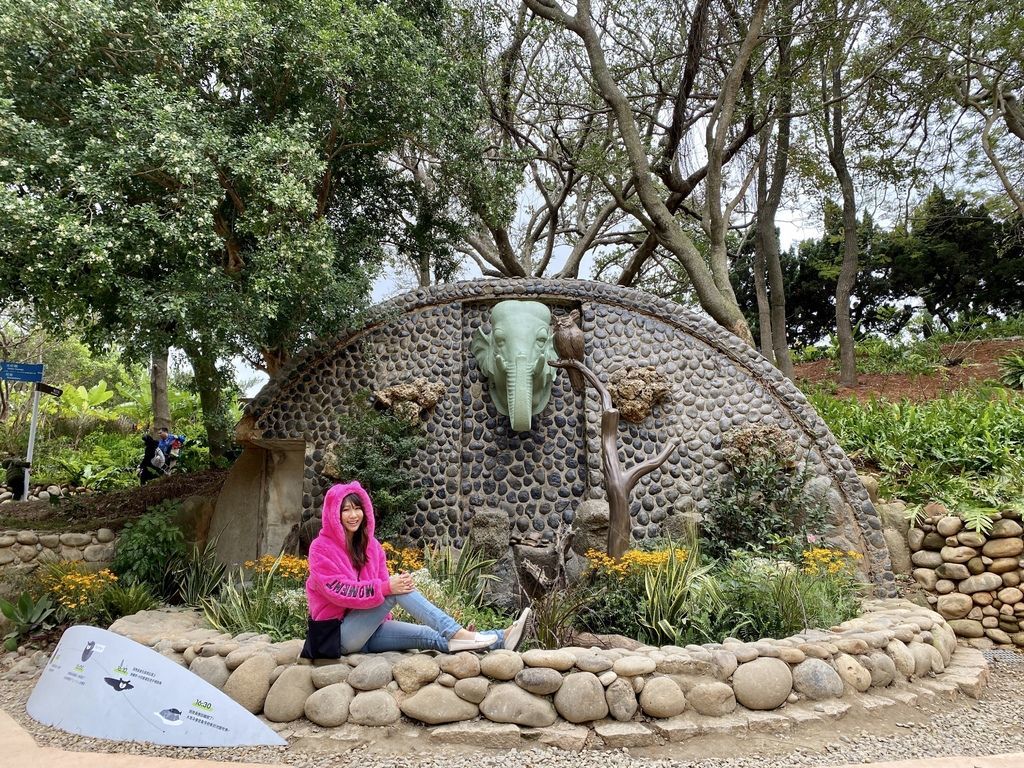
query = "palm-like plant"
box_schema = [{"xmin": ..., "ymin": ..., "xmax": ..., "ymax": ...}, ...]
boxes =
[{"xmin": 998, "ymin": 352, "xmax": 1024, "ymax": 390}]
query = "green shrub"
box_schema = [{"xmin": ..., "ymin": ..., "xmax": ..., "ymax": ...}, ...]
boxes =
[
  {"xmin": 704, "ymin": 551, "xmax": 865, "ymax": 642},
  {"xmin": 111, "ymin": 501, "xmax": 186, "ymax": 593},
  {"xmin": 34, "ymin": 431, "xmax": 141, "ymax": 490},
  {"xmin": 577, "ymin": 569, "xmax": 644, "ymax": 639},
  {"xmin": 577, "ymin": 546, "xmax": 693, "ymax": 640},
  {"xmin": 202, "ymin": 555, "xmax": 310, "ymax": 642},
  {"xmin": 999, "ymin": 352, "xmax": 1024, "ymax": 390},
  {"xmin": 702, "ymin": 425, "xmax": 829, "ymax": 560},
  {"xmin": 332, "ymin": 393, "xmax": 425, "ymax": 539},
  {"xmin": 37, "ymin": 561, "xmax": 119, "ymax": 625},
  {"xmin": 637, "ymin": 539, "xmax": 722, "ymax": 646},
  {"xmin": 526, "ymin": 584, "xmax": 592, "ymax": 650}
]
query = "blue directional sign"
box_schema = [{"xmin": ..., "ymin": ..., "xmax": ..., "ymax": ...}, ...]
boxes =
[{"xmin": 0, "ymin": 362, "xmax": 45, "ymax": 382}]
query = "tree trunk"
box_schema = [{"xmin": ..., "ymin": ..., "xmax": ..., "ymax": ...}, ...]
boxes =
[
  {"xmin": 150, "ymin": 346, "xmax": 171, "ymax": 431},
  {"xmin": 755, "ymin": 18, "xmax": 795, "ymax": 380},
  {"xmin": 825, "ymin": 65, "xmax": 859, "ymax": 388},
  {"xmin": 183, "ymin": 342, "xmax": 230, "ymax": 464},
  {"xmin": 417, "ymin": 251, "xmax": 431, "ymax": 288},
  {"xmin": 753, "ymin": 240, "xmax": 774, "ymax": 363}
]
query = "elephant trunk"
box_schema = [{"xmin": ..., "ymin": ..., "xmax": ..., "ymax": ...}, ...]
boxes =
[{"xmin": 508, "ymin": 355, "xmax": 534, "ymax": 432}]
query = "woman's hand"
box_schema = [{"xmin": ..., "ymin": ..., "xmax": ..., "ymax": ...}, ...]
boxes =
[{"xmin": 389, "ymin": 572, "xmax": 415, "ymax": 595}]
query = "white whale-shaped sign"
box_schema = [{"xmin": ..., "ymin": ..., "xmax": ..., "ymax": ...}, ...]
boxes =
[{"xmin": 27, "ymin": 625, "xmax": 286, "ymax": 747}]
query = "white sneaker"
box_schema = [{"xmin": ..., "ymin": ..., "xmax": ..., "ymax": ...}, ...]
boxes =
[
  {"xmin": 448, "ymin": 632, "xmax": 499, "ymax": 652},
  {"xmin": 503, "ymin": 607, "xmax": 532, "ymax": 651}
]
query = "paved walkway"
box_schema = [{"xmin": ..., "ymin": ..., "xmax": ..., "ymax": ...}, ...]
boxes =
[{"xmin": 3, "ymin": 709, "xmax": 1023, "ymax": 768}]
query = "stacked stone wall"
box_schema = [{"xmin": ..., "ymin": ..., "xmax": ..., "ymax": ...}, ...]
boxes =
[
  {"xmin": 909, "ymin": 508, "xmax": 1024, "ymax": 647},
  {"xmin": 0, "ymin": 528, "xmax": 117, "ymax": 588},
  {"xmin": 107, "ymin": 600, "xmax": 986, "ymax": 749}
]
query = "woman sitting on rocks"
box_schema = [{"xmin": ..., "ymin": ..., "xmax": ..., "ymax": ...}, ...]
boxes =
[{"xmin": 302, "ymin": 480, "xmax": 530, "ymax": 658}]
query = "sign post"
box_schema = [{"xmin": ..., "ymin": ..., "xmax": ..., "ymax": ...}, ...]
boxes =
[{"xmin": 0, "ymin": 362, "xmax": 48, "ymax": 500}]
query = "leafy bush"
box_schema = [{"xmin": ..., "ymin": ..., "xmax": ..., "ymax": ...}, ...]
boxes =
[
  {"xmin": 575, "ymin": 541, "xmax": 864, "ymax": 646},
  {"xmin": 526, "ymin": 583, "xmax": 591, "ymax": 650},
  {"xmin": 0, "ymin": 592, "xmax": 56, "ymax": 650},
  {"xmin": 202, "ymin": 565, "xmax": 289, "ymax": 640},
  {"xmin": 578, "ymin": 548, "xmax": 691, "ymax": 639},
  {"xmin": 382, "ymin": 542, "xmax": 424, "ymax": 572},
  {"xmin": 704, "ymin": 551, "xmax": 865, "ymax": 642},
  {"xmin": 202, "ymin": 555, "xmax": 311, "ymax": 642},
  {"xmin": 702, "ymin": 425, "xmax": 828, "ymax": 560},
  {"xmin": 111, "ymin": 501, "xmax": 186, "ymax": 593},
  {"xmin": 34, "ymin": 431, "xmax": 141, "ymax": 490},
  {"xmin": 332, "ymin": 393, "xmax": 425, "ymax": 539},
  {"xmin": 638, "ymin": 540, "xmax": 721, "ymax": 645},
  {"xmin": 999, "ymin": 352, "xmax": 1024, "ymax": 390}
]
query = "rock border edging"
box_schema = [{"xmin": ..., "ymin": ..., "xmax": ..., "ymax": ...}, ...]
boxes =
[{"xmin": 108, "ymin": 598, "xmax": 986, "ymax": 750}]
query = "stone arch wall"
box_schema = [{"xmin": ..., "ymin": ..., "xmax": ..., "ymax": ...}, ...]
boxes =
[{"xmin": 242, "ymin": 279, "xmax": 893, "ymax": 595}]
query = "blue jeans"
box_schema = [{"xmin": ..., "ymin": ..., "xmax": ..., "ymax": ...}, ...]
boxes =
[{"xmin": 338, "ymin": 590, "xmax": 505, "ymax": 654}]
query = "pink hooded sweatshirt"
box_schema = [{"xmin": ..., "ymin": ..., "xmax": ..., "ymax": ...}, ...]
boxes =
[{"xmin": 306, "ymin": 481, "xmax": 392, "ymax": 621}]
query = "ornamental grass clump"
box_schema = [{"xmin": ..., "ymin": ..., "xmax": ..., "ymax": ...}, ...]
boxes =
[
  {"xmin": 204, "ymin": 553, "xmax": 310, "ymax": 640},
  {"xmin": 706, "ymin": 549, "xmax": 865, "ymax": 641}
]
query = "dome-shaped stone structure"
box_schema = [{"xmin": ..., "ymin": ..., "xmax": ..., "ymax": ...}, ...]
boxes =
[{"xmin": 210, "ymin": 279, "xmax": 893, "ymax": 595}]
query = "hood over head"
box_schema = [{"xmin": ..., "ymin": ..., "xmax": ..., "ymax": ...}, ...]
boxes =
[{"xmin": 319, "ymin": 481, "xmax": 376, "ymax": 547}]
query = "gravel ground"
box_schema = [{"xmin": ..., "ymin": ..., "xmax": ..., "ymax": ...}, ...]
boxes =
[{"xmin": 2, "ymin": 649, "xmax": 1022, "ymax": 768}]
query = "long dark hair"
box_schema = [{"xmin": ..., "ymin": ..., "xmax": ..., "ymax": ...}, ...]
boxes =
[{"xmin": 342, "ymin": 493, "xmax": 369, "ymax": 571}]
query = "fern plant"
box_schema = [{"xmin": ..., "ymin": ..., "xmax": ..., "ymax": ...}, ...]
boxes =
[{"xmin": 958, "ymin": 504, "xmax": 1000, "ymax": 535}]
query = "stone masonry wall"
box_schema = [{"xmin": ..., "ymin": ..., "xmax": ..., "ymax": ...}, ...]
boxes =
[
  {"xmin": 908, "ymin": 506, "xmax": 1024, "ymax": 647},
  {"xmin": 243, "ymin": 279, "xmax": 892, "ymax": 594},
  {"xmin": 108, "ymin": 600, "xmax": 986, "ymax": 749},
  {"xmin": 0, "ymin": 528, "xmax": 117, "ymax": 588}
]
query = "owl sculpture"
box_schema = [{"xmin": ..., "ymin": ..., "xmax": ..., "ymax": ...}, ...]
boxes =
[{"xmin": 552, "ymin": 309, "xmax": 585, "ymax": 394}]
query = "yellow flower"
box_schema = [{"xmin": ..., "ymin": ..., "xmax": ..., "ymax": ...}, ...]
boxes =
[
  {"xmin": 801, "ymin": 547, "xmax": 861, "ymax": 576},
  {"xmin": 584, "ymin": 547, "xmax": 689, "ymax": 578}
]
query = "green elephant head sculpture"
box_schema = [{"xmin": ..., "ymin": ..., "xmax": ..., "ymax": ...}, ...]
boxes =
[{"xmin": 471, "ymin": 300, "xmax": 558, "ymax": 432}]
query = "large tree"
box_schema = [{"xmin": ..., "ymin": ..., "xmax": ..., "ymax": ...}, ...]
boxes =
[{"xmin": 0, "ymin": 0, "xmax": 481, "ymax": 457}]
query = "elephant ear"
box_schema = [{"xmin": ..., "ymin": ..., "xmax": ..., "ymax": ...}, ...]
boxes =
[{"xmin": 470, "ymin": 327, "xmax": 494, "ymax": 376}]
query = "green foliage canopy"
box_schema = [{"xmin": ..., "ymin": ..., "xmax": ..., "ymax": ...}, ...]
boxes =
[{"xmin": 0, "ymin": 0, "xmax": 484, "ymax": 374}]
